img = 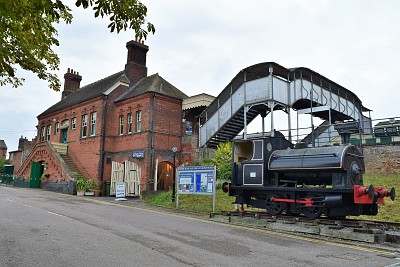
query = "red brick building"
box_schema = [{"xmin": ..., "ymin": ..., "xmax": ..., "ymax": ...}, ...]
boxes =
[
  {"xmin": 8, "ymin": 136, "xmax": 32, "ymax": 172},
  {"xmin": 0, "ymin": 139, "xmax": 7, "ymax": 160},
  {"xmin": 14, "ymin": 40, "xmax": 213, "ymax": 195}
]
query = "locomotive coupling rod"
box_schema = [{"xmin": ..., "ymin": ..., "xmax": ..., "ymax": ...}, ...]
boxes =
[{"xmin": 271, "ymin": 197, "xmax": 313, "ymax": 207}]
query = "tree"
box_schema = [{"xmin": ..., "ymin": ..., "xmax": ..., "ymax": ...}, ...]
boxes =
[
  {"xmin": 0, "ymin": 158, "xmax": 10, "ymax": 173},
  {"xmin": 0, "ymin": 0, "xmax": 155, "ymax": 91},
  {"xmin": 200, "ymin": 142, "xmax": 232, "ymax": 180},
  {"xmin": 213, "ymin": 142, "xmax": 232, "ymax": 180}
]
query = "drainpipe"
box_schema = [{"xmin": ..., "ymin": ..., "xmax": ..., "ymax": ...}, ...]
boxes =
[
  {"xmin": 99, "ymin": 95, "xmax": 109, "ymax": 182},
  {"xmin": 149, "ymin": 93, "xmax": 156, "ymax": 186}
]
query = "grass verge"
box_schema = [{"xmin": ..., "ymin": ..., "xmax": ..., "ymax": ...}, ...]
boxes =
[{"xmin": 146, "ymin": 174, "xmax": 400, "ymax": 222}]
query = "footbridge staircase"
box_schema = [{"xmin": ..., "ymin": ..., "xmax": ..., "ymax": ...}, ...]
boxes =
[{"xmin": 199, "ymin": 62, "xmax": 371, "ymax": 148}]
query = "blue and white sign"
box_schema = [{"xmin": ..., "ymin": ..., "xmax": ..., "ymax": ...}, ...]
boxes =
[
  {"xmin": 132, "ymin": 151, "xmax": 145, "ymax": 158},
  {"xmin": 176, "ymin": 166, "xmax": 216, "ymax": 212},
  {"xmin": 177, "ymin": 166, "xmax": 215, "ymax": 195}
]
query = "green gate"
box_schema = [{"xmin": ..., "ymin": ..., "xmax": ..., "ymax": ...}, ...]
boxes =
[{"xmin": 30, "ymin": 162, "xmax": 43, "ymax": 188}]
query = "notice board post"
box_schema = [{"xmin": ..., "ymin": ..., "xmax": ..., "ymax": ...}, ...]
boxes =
[{"xmin": 176, "ymin": 166, "xmax": 216, "ymax": 213}]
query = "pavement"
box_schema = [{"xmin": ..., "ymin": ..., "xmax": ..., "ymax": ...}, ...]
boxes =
[{"xmin": 81, "ymin": 195, "xmax": 211, "ymax": 218}]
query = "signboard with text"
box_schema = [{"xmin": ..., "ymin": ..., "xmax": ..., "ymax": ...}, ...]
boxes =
[
  {"xmin": 177, "ymin": 166, "xmax": 215, "ymax": 195},
  {"xmin": 176, "ymin": 166, "xmax": 216, "ymax": 212},
  {"xmin": 132, "ymin": 151, "xmax": 145, "ymax": 158},
  {"xmin": 116, "ymin": 182, "xmax": 126, "ymax": 198}
]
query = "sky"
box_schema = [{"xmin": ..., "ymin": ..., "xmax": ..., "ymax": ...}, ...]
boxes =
[{"xmin": 1, "ymin": 0, "xmax": 400, "ymax": 153}]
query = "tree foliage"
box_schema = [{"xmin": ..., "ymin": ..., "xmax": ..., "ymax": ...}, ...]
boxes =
[
  {"xmin": 0, "ymin": 158, "xmax": 10, "ymax": 173},
  {"xmin": 0, "ymin": 0, "xmax": 155, "ymax": 91},
  {"xmin": 200, "ymin": 142, "xmax": 232, "ymax": 180}
]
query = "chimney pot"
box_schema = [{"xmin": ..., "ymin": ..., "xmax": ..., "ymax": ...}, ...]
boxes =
[{"xmin": 62, "ymin": 68, "xmax": 82, "ymax": 99}]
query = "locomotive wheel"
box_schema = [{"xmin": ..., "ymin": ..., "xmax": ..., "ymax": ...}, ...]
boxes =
[
  {"xmin": 302, "ymin": 194, "xmax": 324, "ymax": 219},
  {"xmin": 302, "ymin": 206, "xmax": 322, "ymax": 219},
  {"xmin": 266, "ymin": 194, "xmax": 287, "ymax": 215}
]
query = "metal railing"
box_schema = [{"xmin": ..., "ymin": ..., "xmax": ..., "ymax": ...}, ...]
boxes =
[{"xmin": 0, "ymin": 173, "xmax": 30, "ymax": 188}]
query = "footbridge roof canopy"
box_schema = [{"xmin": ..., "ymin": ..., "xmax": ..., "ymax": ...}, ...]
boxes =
[{"xmin": 200, "ymin": 62, "xmax": 370, "ymax": 121}]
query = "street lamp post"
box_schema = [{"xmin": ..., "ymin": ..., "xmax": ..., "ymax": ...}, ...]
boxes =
[{"xmin": 172, "ymin": 146, "xmax": 177, "ymax": 202}]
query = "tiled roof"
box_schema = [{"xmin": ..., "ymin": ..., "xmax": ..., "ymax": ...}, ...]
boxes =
[
  {"xmin": 38, "ymin": 71, "xmax": 127, "ymax": 117},
  {"xmin": 375, "ymin": 120, "xmax": 400, "ymax": 127},
  {"xmin": 116, "ymin": 73, "xmax": 188, "ymax": 102}
]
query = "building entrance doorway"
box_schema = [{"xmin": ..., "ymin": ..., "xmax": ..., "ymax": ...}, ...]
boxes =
[
  {"xmin": 157, "ymin": 161, "xmax": 174, "ymax": 191},
  {"xmin": 30, "ymin": 161, "xmax": 44, "ymax": 188},
  {"xmin": 61, "ymin": 129, "xmax": 68, "ymax": 144}
]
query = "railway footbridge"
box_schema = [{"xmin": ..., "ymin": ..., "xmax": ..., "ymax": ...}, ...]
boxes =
[{"xmin": 199, "ymin": 62, "xmax": 371, "ymax": 148}]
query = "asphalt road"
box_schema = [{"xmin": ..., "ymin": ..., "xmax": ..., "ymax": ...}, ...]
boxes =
[{"xmin": 0, "ymin": 186, "xmax": 399, "ymax": 267}]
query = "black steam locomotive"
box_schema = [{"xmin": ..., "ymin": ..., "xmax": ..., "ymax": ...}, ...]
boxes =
[{"xmin": 222, "ymin": 123, "xmax": 395, "ymax": 219}]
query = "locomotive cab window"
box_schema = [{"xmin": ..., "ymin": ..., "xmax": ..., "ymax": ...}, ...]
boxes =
[
  {"xmin": 233, "ymin": 139, "xmax": 263, "ymax": 163},
  {"xmin": 233, "ymin": 141, "xmax": 253, "ymax": 163}
]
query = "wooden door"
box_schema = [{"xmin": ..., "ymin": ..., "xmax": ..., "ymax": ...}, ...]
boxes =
[
  {"xmin": 157, "ymin": 161, "xmax": 173, "ymax": 191},
  {"xmin": 124, "ymin": 161, "xmax": 141, "ymax": 196},
  {"xmin": 61, "ymin": 130, "xmax": 68, "ymax": 144},
  {"xmin": 30, "ymin": 162, "xmax": 42, "ymax": 188}
]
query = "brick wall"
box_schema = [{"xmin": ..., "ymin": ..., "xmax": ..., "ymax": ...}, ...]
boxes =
[
  {"xmin": 0, "ymin": 148, "xmax": 6, "ymax": 159},
  {"xmin": 363, "ymin": 145, "xmax": 400, "ymax": 175},
  {"xmin": 9, "ymin": 151, "xmax": 22, "ymax": 172},
  {"xmin": 104, "ymin": 93, "xmax": 183, "ymax": 189},
  {"xmin": 37, "ymin": 96, "xmax": 106, "ymax": 181}
]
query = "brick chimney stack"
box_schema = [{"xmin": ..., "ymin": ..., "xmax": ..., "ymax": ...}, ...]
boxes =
[
  {"xmin": 62, "ymin": 68, "xmax": 82, "ymax": 99},
  {"xmin": 125, "ymin": 39, "xmax": 149, "ymax": 85}
]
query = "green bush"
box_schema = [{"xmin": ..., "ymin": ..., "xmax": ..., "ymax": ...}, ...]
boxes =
[
  {"xmin": 85, "ymin": 178, "xmax": 95, "ymax": 191},
  {"xmin": 76, "ymin": 177, "xmax": 86, "ymax": 191}
]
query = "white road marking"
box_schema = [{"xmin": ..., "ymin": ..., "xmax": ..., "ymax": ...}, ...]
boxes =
[
  {"xmin": 5, "ymin": 198, "xmax": 32, "ymax": 208},
  {"xmin": 47, "ymin": 211, "xmax": 66, "ymax": 218}
]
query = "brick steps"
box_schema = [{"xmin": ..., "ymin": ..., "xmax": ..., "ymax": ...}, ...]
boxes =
[{"xmin": 52, "ymin": 142, "xmax": 68, "ymax": 155}]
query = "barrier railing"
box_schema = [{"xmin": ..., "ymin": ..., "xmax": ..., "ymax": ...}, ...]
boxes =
[{"xmin": 0, "ymin": 173, "xmax": 30, "ymax": 188}]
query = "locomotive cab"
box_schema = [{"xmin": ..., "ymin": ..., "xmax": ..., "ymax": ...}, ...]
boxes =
[{"xmin": 231, "ymin": 131, "xmax": 293, "ymax": 189}]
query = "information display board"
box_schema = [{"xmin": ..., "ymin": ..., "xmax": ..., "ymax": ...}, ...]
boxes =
[{"xmin": 176, "ymin": 166, "xmax": 216, "ymax": 212}]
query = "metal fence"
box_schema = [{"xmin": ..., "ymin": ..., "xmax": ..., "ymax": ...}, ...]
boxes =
[{"xmin": 0, "ymin": 173, "xmax": 30, "ymax": 188}]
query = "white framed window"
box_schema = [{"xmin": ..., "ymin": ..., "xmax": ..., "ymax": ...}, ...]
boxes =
[
  {"xmin": 127, "ymin": 113, "xmax": 132, "ymax": 134},
  {"xmin": 46, "ymin": 125, "xmax": 51, "ymax": 141},
  {"xmin": 81, "ymin": 114, "xmax": 88, "ymax": 138},
  {"xmin": 90, "ymin": 112, "xmax": 96, "ymax": 136},
  {"xmin": 119, "ymin": 115, "xmax": 124, "ymax": 135},
  {"xmin": 40, "ymin": 126, "xmax": 46, "ymax": 142},
  {"xmin": 71, "ymin": 117, "xmax": 76, "ymax": 130},
  {"xmin": 55, "ymin": 122, "xmax": 60, "ymax": 134},
  {"xmin": 136, "ymin": 111, "xmax": 141, "ymax": 132}
]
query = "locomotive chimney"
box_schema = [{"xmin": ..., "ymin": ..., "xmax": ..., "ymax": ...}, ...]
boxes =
[
  {"xmin": 340, "ymin": 132, "xmax": 351, "ymax": 145},
  {"xmin": 334, "ymin": 121, "xmax": 360, "ymax": 145}
]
